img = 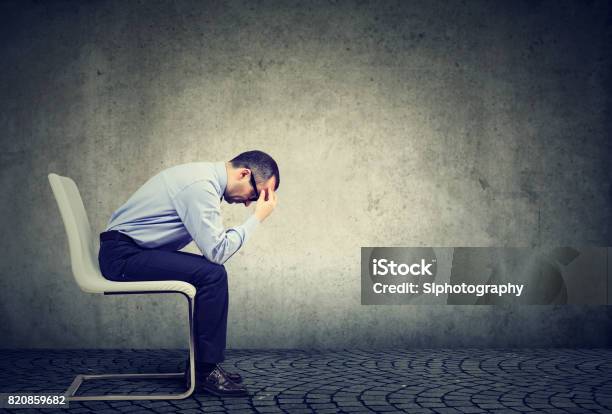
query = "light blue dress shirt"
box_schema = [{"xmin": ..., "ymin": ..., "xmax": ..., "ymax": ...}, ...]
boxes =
[{"xmin": 105, "ymin": 161, "xmax": 260, "ymax": 265}]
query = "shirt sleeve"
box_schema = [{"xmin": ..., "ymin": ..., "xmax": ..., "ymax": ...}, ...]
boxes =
[{"xmin": 171, "ymin": 180, "xmax": 260, "ymax": 265}]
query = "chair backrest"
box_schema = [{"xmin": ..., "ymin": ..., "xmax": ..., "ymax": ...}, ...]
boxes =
[{"xmin": 48, "ymin": 173, "xmax": 105, "ymax": 293}]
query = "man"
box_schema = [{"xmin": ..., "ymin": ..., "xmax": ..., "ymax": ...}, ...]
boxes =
[{"xmin": 98, "ymin": 150, "xmax": 279, "ymax": 397}]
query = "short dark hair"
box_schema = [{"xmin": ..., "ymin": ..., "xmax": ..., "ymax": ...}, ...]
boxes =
[{"xmin": 230, "ymin": 150, "xmax": 280, "ymax": 190}]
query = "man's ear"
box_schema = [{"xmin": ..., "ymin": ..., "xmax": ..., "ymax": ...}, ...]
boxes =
[{"xmin": 239, "ymin": 168, "xmax": 250, "ymax": 180}]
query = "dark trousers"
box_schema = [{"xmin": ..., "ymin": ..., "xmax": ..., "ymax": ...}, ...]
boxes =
[{"xmin": 98, "ymin": 231, "xmax": 228, "ymax": 365}]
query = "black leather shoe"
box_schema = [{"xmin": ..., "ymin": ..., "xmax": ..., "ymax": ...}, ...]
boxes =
[
  {"xmin": 184, "ymin": 360, "xmax": 244, "ymax": 386},
  {"xmin": 216, "ymin": 363, "xmax": 243, "ymax": 384},
  {"xmin": 201, "ymin": 366, "xmax": 248, "ymax": 397}
]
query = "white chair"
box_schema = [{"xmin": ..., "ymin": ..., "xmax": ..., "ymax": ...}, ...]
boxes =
[{"xmin": 48, "ymin": 173, "xmax": 196, "ymax": 401}]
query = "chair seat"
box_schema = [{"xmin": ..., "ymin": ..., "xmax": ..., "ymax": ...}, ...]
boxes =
[
  {"xmin": 47, "ymin": 173, "xmax": 197, "ymax": 299},
  {"xmin": 83, "ymin": 277, "xmax": 196, "ymax": 298}
]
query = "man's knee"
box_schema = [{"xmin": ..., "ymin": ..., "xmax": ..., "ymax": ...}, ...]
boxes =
[
  {"xmin": 193, "ymin": 263, "xmax": 227, "ymax": 287},
  {"xmin": 210, "ymin": 264, "xmax": 227, "ymax": 283}
]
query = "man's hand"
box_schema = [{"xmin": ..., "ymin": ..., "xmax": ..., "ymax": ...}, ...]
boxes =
[{"xmin": 254, "ymin": 187, "xmax": 277, "ymax": 222}]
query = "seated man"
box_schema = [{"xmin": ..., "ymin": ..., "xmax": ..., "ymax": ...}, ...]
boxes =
[{"xmin": 98, "ymin": 150, "xmax": 279, "ymax": 397}]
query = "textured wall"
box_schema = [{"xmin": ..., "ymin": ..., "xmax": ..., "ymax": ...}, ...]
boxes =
[{"xmin": 1, "ymin": 0, "xmax": 611, "ymax": 349}]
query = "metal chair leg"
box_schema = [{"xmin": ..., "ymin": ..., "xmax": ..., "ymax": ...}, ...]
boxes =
[{"xmin": 65, "ymin": 292, "xmax": 196, "ymax": 401}]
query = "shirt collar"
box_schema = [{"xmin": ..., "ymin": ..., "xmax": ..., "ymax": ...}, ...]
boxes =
[{"xmin": 214, "ymin": 161, "xmax": 228, "ymax": 200}]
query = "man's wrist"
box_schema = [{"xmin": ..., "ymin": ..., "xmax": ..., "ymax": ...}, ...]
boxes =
[
  {"xmin": 248, "ymin": 213, "xmax": 262, "ymax": 227},
  {"xmin": 240, "ymin": 214, "xmax": 261, "ymax": 242}
]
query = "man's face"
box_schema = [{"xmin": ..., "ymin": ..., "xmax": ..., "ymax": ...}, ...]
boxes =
[{"xmin": 224, "ymin": 169, "xmax": 276, "ymax": 207}]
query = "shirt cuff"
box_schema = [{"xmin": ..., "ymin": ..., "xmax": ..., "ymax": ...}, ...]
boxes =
[{"xmin": 241, "ymin": 214, "xmax": 260, "ymax": 243}]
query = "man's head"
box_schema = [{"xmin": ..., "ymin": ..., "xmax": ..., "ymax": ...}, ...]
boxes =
[{"xmin": 224, "ymin": 150, "xmax": 280, "ymax": 206}]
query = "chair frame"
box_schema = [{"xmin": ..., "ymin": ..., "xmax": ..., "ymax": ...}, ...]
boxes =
[
  {"xmin": 48, "ymin": 172, "xmax": 196, "ymax": 401},
  {"xmin": 65, "ymin": 290, "xmax": 195, "ymax": 401}
]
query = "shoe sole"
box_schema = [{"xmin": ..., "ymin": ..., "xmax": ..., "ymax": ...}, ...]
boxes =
[{"xmin": 202, "ymin": 384, "xmax": 248, "ymax": 398}]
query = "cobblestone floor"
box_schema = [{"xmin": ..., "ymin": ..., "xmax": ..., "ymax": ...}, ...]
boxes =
[{"xmin": 1, "ymin": 349, "xmax": 611, "ymax": 413}]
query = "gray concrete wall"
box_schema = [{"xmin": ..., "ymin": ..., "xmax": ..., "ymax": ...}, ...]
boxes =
[{"xmin": 1, "ymin": 0, "xmax": 611, "ymax": 349}]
